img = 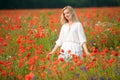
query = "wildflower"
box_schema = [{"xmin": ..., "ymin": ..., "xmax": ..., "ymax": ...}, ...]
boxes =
[
  {"xmin": 87, "ymin": 13, "xmax": 91, "ymax": 19},
  {"xmin": 93, "ymin": 48, "xmax": 99, "ymax": 53},
  {"xmin": 101, "ymin": 39, "xmax": 106, "ymax": 44},
  {"xmin": 100, "ymin": 77, "xmax": 104, "ymax": 80},
  {"xmin": 0, "ymin": 49, "xmax": 4, "ymax": 55},
  {"xmin": 25, "ymin": 72, "xmax": 35, "ymax": 80},
  {"xmin": 111, "ymin": 50, "xmax": 119, "ymax": 56},
  {"xmin": 19, "ymin": 45, "xmax": 26, "ymax": 53},
  {"xmin": 60, "ymin": 49, "xmax": 64, "ymax": 53},
  {"xmin": 27, "ymin": 40, "xmax": 34, "ymax": 44},
  {"xmin": 1, "ymin": 70, "xmax": 7, "ymax": 77},
  {"xmin": 89, "ymin": 76, "xmax": 94, "ymax": 80},
  {"xmin": 17, "ymin": 74, "xmax": 22, "ymax": 80},
  {"xmin": 59, "ymin": 57, "xmax": 64, "ymax": 62},
  {"xmin": 103, "ymin": 48, "xmax": 109, "ymax": 53},
  {"xmin": 28, "ymin": 58, "xmax": 35, "ymax": 65},
  {"xmin": 29, "ymin": 65, "xmax": 34, "ymax": 71},
  {"xmin": 10, "ymin": 71, "xmax": 15, "ymax": 76},
  {"xmin": 118, "ymin": 17, "xmax": 120, "ymax": 22},
  {"xmin": 72, "ymin": 54, "xmax": 78, "ymax": 59},
  {"xmin": 70, "ymin": 66, "xmax": 74, "ymax": 71},
  {"xmin": 73, "ymin": 58, "xmax": 78, "ymax": 63},
  {"xmin": 17, "ymin": 25, "xmax": 22, "ymax": 29},
  {"xmin": 40, "ymin": 65, "xmax": 45, "ymax": 71},
  {"xmin": 100, "ymin": 52, "xmax": 105, "ymax": 57},
  {"xmin": 34, "ymin": 56, "xmax": 39, "ymax": 60},
  {"xmin": 0, "ymin": 60, "xmax": 4, "ymax": 65},
  {"xmin": 41, "ymin": 72, "xmax": 47, "ymax": 79},
  {"xmin": 62, "ymin": 63, "xmax": 68, "ymax": 69},
  {"xmin": 75, "ymin": 73, "xmax": 80, "ymax": 78},
  {"xmin": 3, "ymin": 42, "xmax": 8, "ymax": 46},
  {"xmin": 102, "ymin": 65, "xmax": 107, "ymax": 70},
  {"xmin": 68, "ymin": 50, "xmax": 71, "ymax": 54},
  {"xmin": 76, "ymin": 60, "xmax": 82, "ymax": 66},
  {"xmin": 19, "ymin": 59, "xmax": 24, "ymax": 68},
  {"xmin": 5, "ymin": 60, "xmax": 12, "ymax": 69},
  {"xmin": 32, "ymin": 76, "xmax": 37, "ymax": 80},
  {"xmin": 80, "ymin": 66, "xmax": 87, "ymax": 72},
  {"xmin": 82, "ymin": 53, "xmax": 86, "ymax": 58},
  {"xmin": 27, "ymin": 52, "xmax": 31, "ymax": 59},
  {"xmin": 0, "ymin": 37, "xmax": 4, "ymax": 42},
  {"xmin": 16, "ymin": 35, "xmax": 25, "ymax": 44},
  {"xmin": 106, "ymin": 77, "xmax": 111, "ymax": 80},
  {"xmin": 108, "ymin": 58, "xmax": 117, "ymax": 66},
  {"xmin": 6, "ymin": 35, "xmax": 11, "ymax": 41}
]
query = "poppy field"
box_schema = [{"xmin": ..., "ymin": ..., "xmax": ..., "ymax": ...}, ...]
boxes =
[{"xmin": 0, "ymin": 7, "xmax": 120, "ymax": 80}]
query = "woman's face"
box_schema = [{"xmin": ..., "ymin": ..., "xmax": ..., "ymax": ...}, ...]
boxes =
[{"xmin": 63, "ymin": 9, "xmax": 72, "ymax": 21}]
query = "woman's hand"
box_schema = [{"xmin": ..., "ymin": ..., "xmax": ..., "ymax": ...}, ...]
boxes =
[
  {"xmin": 46, "ymin": 52, "xmax": 53, "ymax": 60},
  {"xmin": 47, "ymin": 52, "xmax": 52, "ymax": 57},
  {"xmin": 82, "ymin": 42, "xmax": 91, "ymax": 56},
  {"xmin": 85, "ymin": 51, "xmax": 95, "ymax": 60},
  {"xmin": 46, "ymin": 45, "xmax": 59, "ymax": 58}
]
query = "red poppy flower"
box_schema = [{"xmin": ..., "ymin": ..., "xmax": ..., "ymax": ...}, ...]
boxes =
[
  {"xmin": 70, "ymin": 66, "xmax": 74, "ymax": 71},
  {"xmin": 60, "ymin": 49, "xmax": 64, "ymax": 53},
  {"xmin": 82, "ymin": 53, "xmax": 86, "ymax": 58},
  {"xmin": 59, "ymin": 57, "xmax": 64, "ymax": 62}
]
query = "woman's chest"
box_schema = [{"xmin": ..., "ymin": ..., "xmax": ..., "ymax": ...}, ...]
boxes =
[{"xmin": 63, "ymin": 25, "xmax": 78, "ymax": 36}]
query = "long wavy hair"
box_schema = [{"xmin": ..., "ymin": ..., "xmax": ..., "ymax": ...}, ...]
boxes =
[{"xmin": 60, "ymin": 6, "xmax": 79, "ymax": 25}]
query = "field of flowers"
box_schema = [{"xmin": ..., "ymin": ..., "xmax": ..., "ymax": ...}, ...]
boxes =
[{"xmin": 0, "ymin": 7, "xmax": 120, "ymax": 80}]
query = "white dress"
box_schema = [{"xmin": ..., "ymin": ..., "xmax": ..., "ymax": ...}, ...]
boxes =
[{"xmin": 56, "ymin": 22, "xmax": 87, "ymax": 61}]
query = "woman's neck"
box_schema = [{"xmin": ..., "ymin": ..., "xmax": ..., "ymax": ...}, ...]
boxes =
[
  {"xmin": 68, "ymin": 20, "xmax": 73, "ymax": 23},
  {"xmin": 68, "ymin": 21, "xmax": 75, "ymax": 27}
]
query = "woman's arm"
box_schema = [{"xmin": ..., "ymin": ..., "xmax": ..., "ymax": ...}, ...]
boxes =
[{"xmin": 48, "ymin": 44, "xmax": 59, "ymax": 55}]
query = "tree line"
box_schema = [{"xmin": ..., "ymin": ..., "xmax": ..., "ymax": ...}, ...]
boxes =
[{"xmin": 0, "ymin": 0, "xmax": 120, "ymax": 9}]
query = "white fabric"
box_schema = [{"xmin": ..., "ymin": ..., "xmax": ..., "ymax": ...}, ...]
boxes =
[
  {"xmin": 58, "ymin": 52, "xmax": 72, "ymax": 62},
  {"xmin": 58, "ymin": 49, "xmax": 83, "ymax": 62},
  {"xmin": 56, "ymin": 22, "xmax": 87, "ymax": 58}
]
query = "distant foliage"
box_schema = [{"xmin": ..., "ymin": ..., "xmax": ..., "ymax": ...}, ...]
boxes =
[{"xmin": 0, "ymin": 0, "xmax": 120, "ymax": 9}]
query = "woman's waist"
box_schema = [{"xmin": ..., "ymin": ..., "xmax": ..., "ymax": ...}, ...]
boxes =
[{"xmin": 63, "ymin": 41, "xmax": 81, "ymax": 46}]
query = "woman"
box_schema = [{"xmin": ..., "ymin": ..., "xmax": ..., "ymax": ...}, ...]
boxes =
[{"xmin": 48, "ymin": 6, "xmax": 90, "ymax": 61}]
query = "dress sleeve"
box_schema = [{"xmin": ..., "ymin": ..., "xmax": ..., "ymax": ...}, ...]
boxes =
[
  {"xmin": 77, "ymin": 23, "xmax": 87, "ymax": 46},
  {"xmin": 56, "ymin": 25, "xmax": 64, "ymax": 46}
]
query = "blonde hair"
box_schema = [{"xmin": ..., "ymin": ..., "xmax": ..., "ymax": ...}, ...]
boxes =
[{"xmin": 60, "ymin": 5, "xmax": 79, "ymax": 25}]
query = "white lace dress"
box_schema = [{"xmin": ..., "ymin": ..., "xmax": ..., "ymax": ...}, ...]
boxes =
[{"xmin": 56, "ymin": 22, "xmax": 87, "ymax": 61}]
